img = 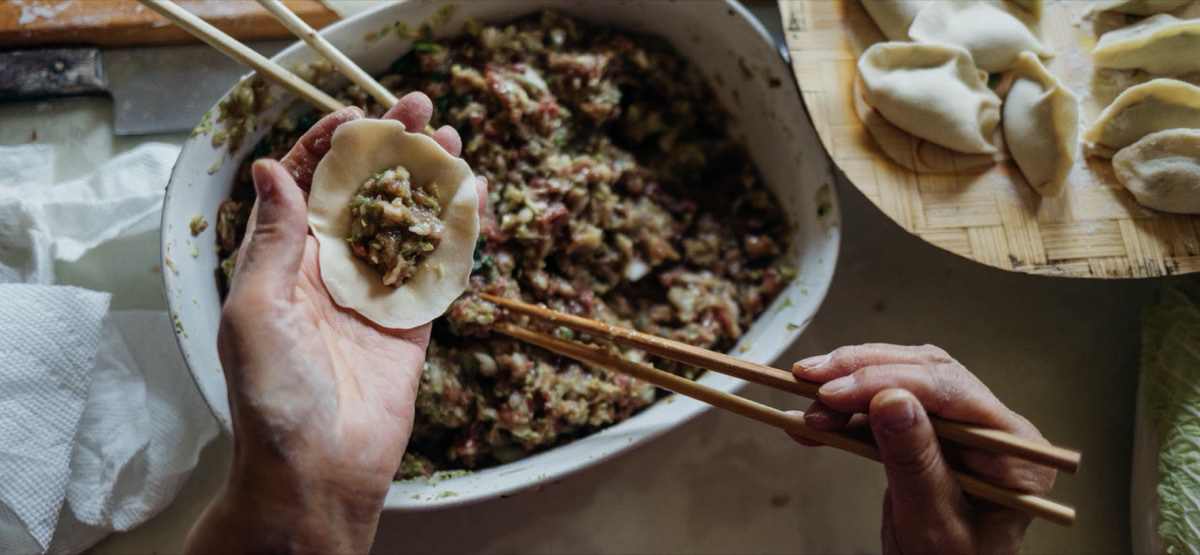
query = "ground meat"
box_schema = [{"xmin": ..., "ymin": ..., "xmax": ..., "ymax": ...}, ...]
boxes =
[
  {"xmin": 218, "ymin": 11, "xmax": 796, "ymax": 477},
  {"xmin": 348, "ymin": 165, "xmax": 444, "ymax": 286}
]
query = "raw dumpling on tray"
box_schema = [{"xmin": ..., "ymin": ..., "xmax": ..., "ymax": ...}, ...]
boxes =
[
  {"xmin": 857, "ymin": 42, "xmax": 1001, "ymax": 155},
  {"xmin": 860, "ymin": 0, "xmax": 927, "ymax": 41},
  {"xmin": 1083, "ymin": 78, "xmax": 1200, "ymax": 157},
  {"xmin": 908, "ymin": 0, "xmax": 1049, "ymax": 73},
  {"xmin": 1093, "ymin": 14, "xmax": 1200, "ymax": 75},
  {"xmin": 1094, "ymin": 0, "xmax": 1192, "ymax": 15},
  {"xmin": 1003, "ymin": 52, "xmax": 1079, "ymax": 197},
  {"xmin": 850, "ymin": 0, "xmax": 1081, "ymax": 197},
  {"xmin": 849, "ymin": 0, "xmax": 1199, "ymax": 209},
  {"xmin": 1113, "ymin": 129, "xmax": 1200, "ymax": 215},
  {"xmin": 307, "ymin": 118, "xmax": 480, "ymax": 329}
]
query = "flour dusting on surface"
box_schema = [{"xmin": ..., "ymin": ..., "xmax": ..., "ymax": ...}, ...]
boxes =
[{"xmin": 13, "ymin": 0, "xmax": 73, "ymax": 25}]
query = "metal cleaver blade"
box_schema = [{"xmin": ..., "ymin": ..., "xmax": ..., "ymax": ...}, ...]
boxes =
[
  {"xmin": 106, "ymin": 41, "xmax": 291, "ymax": 135},
  {"xmin": 0, "ymin": 41, "xmax": 290, "ymax": 136}
]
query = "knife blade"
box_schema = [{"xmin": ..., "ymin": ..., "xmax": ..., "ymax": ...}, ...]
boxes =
[{"xmin": 0, "ymin": 41, "xmax": 289, "ymax": 135}]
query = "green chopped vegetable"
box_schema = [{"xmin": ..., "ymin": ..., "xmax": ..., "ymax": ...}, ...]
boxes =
[
  {"xmin": 1142, "ymin": 281, "xmax": 1200, "ymax": 553},
  {"xmin": 395, "ymin": 20, "xmax": 415, "ymax": 40},
  {"xmin": 189, "ymin": 215, "xmax": 208, "ymax": 236},
  {"xmin": 413, "ymin": 40, "xmax": 443, "ymax": 53}
]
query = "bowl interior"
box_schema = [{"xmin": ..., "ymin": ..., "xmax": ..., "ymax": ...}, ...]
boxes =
[{"xmin": 161, "ymin": 0, "xmax": 840, "ymax": 510}]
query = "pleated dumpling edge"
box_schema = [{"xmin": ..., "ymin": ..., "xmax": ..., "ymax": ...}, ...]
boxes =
[
  {"xmin": 1003, "ymin": 52, "xmax": 1079, "ymax": 197},
  {"xmin": 858, "ymin": 42, "xmax": 1002, "ymax": 155},
  {"xmin": 307, "ymin": 118, "xmax": 480, "ymax": 330}
]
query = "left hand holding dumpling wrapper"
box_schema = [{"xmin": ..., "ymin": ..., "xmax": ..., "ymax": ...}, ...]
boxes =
[{"xmin": 190, "ymin": 92, "xmax": 487, "ymax": 553}]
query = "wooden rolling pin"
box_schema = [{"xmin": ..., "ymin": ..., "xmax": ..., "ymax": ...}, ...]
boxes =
[{"xmin": 0, "ymin": 0, "xmax": 337, "ymax": 48}]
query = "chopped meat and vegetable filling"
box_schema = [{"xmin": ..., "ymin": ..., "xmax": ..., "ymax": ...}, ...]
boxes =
[
  {"xmin": 216, "ymin": 11, "xmax": 796, "ymax": 478},
  {"xmin": 347, "ymin": 165, "xmax": 444, "ymax": 286}
]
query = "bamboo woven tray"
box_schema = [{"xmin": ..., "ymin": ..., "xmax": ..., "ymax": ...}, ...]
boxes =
[{"xmin": 779, "ymin": 0, "xmax": 1200, "ymax": 278}]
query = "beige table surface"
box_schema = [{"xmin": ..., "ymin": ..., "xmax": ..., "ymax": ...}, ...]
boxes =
[{"xmin": 1, "ymin": 3, "xmax": 1166, "ymax": 553}]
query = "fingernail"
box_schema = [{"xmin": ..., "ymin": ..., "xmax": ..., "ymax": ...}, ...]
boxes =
[
  {"xmin": 875, "ymin": 391, "xmax": 916, "ymax": 435},
  {"xmin": 798, "ymin": 353, "xmax": 831, "ymax": 369},
  {"xmin": 819, "ymin": 374, "xmax": 854, "ymax": 397},
  {"xmin": 251, "ymin": 159, "xmax": 275, "ymax": 197}
]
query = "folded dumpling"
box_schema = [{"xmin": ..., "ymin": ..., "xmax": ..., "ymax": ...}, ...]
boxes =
[
  {"xmin": 861, "ymin": 0, "xmax": 927, "ymax": 41},
  {"xmin": 1113, "ymin": 129, "xmax": 1200, "ymax": 214},
  {"xmin": 1008, "ymin": 0, "xmax": 1043, "ymax": 18},
  {"xmin": 858, "ymin": 42, "xmax": 1001, "ymax": 154},
  {"xmin": 1083, "ymin": 78, "xmax": 1200, "ymax": 155},
  {"xmin": 853, "ymin": 77, "xmax": 998, "ymax": 172},
  {"xmin": 908, "ymin": 0, "xmax": 1050, "ymax": 73},
  {"xmin": 1003, "ymin": 52, "xmax": 1079, "ymax": 197},
  {"xmin": 1093, "ymin": 14, "xmax": 1200, "ymax": 75},
  {"xmin": 1093, "ymin": 0, "xmax": 1191, "ymax": 14},
  {"xmin": 308, "ymin": 118, "xmax": 480, "ymax": 329}
]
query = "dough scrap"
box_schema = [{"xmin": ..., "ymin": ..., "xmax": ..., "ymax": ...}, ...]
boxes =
[
  {"xmin": 308, "ymin": 118, "xmax": 480, "ymax": 329},
  {"xmin": 908, "ymin": 0, "xmax": 1049, "ymax": 73},
  {"xmin": 1083, "ymin": 78, "xmax": 1200, "ymax": 156},
  {"xmin": 858, "ymin": 42, "xmax": 1002, "ymax": 154},
  {"xmin": 1002, "ymin": 52, "xmax": 1079, "ymax": 197},
  {"xmin": 1113, "ymin": 128, "xmax": 1200, "ymax": 214},
  {"xmin": 1093, "ymin": 14, "xmax": 1200, "ymax": 76}
]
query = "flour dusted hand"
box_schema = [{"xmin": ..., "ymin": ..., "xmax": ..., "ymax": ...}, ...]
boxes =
[
  {"xmin": 186, "ymin": 93, "xmax": 487, "ymax": 554},
  {"xmin": 790, "ymin": 344, "xmax": 1056, "ymax": 555}
]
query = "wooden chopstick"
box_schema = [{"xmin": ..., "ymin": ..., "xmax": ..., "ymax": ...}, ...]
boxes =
[
  {"xmin": 137, "ymin": 0, "xmax": 344, "ymax": 113},
  {"xmin": 493, "ymin": 323, "xmax": 1076, "ymax": 526},
  {"xmin": 478, "ymin": 293, "xmax": 1081, "ymax": 474},
  {"xmin": 254, "ymin": 0, "xmax": 400, "ymax": 109}
]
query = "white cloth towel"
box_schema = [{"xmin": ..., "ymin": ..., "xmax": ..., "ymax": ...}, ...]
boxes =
[{"xmin": 0, "ymin": 142, "xmax": 218, "ymax": 553}]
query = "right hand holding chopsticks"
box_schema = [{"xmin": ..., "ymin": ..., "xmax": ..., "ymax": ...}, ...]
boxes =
[{"xmin": 792, "ymin": 344, "xmax": 1055, "ymax": 555}]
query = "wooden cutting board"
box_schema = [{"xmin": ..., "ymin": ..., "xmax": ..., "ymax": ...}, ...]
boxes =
[
  {"xmin": 0, "ymin": 0, "xmax": 337, "ymax": 48},
  {"xmin": 780, "ymin": 0, "xmax": 1200, "ymax": 279}
]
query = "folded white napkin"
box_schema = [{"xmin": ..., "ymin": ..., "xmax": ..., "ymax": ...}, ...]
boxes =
[
  {"xmin": 0, "ymin": 142, "xmax": 218, "ymax": 553},
  {"xmin": 0, "ymin": 142, "xmax": 175, "ymax": 264},
  {"xmin": 0, "ymin": 284, "xmax": 110, "ymax": 552}
]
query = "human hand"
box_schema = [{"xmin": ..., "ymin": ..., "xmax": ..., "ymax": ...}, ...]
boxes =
[
  {"xmin": 790, "ymin": 344, "xmax": 1055, "ymax": 555},
  {"xmin": 186, "ymin": 92, "xmax": 487, "ymax": 553}
]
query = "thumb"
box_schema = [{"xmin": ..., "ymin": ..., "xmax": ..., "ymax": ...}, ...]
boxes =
[
  {"xmin": 870, "ymin": 389, "xmax": 966, "ymax": 538},
  {"xmin": 232, "ymin": 159, "xmax": 308, "ymax": 297}
]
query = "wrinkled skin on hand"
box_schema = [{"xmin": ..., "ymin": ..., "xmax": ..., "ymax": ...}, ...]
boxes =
[
  {"xmin": 187, "ymin": 92, "xmax": 486, "ymax": 553},
  {"xmin": 790, "ymin": 344, "xmax": 1056, "ymax": 555}
]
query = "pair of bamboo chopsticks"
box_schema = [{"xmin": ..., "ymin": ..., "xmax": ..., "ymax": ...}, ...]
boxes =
[
  {"xmin": 481, "ymin": 293, "xmax": 1080, "ymax": 527},
  {"xmin": 138, "ymin": 0, "xmax": 397, "ymax": 113}
]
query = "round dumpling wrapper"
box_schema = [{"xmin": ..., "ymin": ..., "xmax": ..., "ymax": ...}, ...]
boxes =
[{"xmin": 308, "ymin": 118, "xmax": 480, "ymax": 329}]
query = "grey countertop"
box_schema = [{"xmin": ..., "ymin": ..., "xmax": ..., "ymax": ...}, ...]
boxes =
[{"xmin": 0, "ymin": 2, "xmax": 1164, "ymax": 553}]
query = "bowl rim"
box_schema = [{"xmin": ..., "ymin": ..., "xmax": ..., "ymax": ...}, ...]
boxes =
[{"xmin": 161, "ymin": 0, "xmax": 842, "ymax": 511}]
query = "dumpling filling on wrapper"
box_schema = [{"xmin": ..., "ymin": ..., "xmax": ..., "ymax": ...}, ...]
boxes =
[{"xmin": 308, "ymin": 118, "xmax": 480, "ymax": 329}]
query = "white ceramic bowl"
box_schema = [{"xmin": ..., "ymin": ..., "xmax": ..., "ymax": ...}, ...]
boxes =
[{"xmin": 162, "ymin": 0, "xmax": 840, "ymax": 510}]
